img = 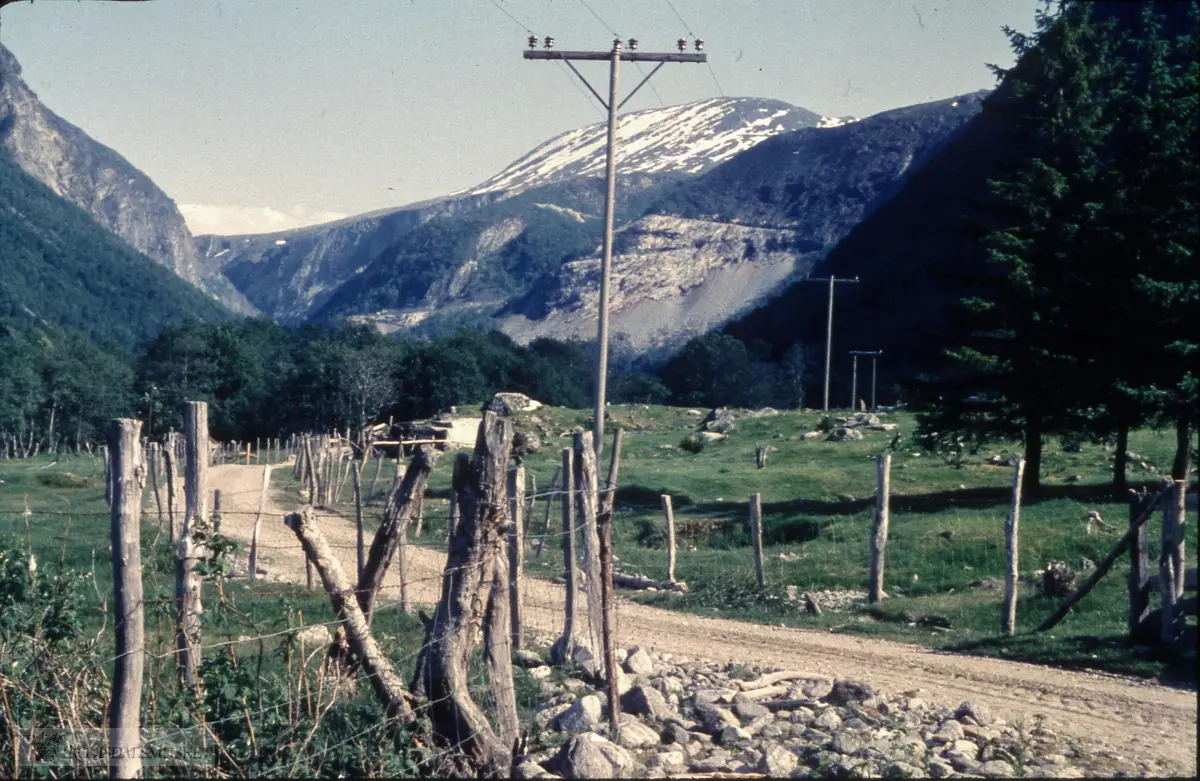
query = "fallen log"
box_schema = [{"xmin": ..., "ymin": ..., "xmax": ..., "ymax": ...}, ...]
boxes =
[
  {"xmin": 758, "ymin": 698, "xmax": 822, "ymax": 712},
  {"xmin": 613, "ymin": 572, "xmax": 688, "ymax": 593},
  {"xmin": 739, "ymin": 669, "xmax": 832, "ymax": 691}
]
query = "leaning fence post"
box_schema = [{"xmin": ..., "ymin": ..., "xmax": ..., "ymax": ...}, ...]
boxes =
[
  {"xmin": 662, "ymin": 494, "xmax": 677, "ymax": 583},
  {"xmin": 149, "ymin": 442, "xmax": 164, "ymax": 531},
  {"xmin": 535, "ymin": 466, "xmax": 561, "ymax": 558},
  {"xmin": 108, "ymin": 419, "xmax": 145, "ymax": 780},
  {"xmin": 508, "ymin": 466, "xmax": 526, "ymax": 651},
  {"xmin": 1002, "ymin": 458, "xmax": 1025, "ymax": 635},
  {"xmin": 749, "ymin": 493, "xmax": 766, "ymax": 589},
  {"xmin": 249, "ymin": 465, "xmax": 272, "ymax": 582},
  {"xmin": 176, "ymin": 401, "xmax": 207, "ymax": 693},
  {"xmin": 164, "ymin": 434, "xmax": 179, "ymax": 543},
  {"xmin": 869, "ymin": 454, "xmax": 891, "ymax": 604},
  {"xmin": 573, "ymin": 432, "xmax": 605, "ymax": 656},
  {"xmin": 1171, "ymin": 480, "xmax": 1186, "ymax": 601}
]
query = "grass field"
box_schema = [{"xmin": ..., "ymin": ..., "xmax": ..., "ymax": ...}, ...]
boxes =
[{"xmin": 0, "ymin": 404, "xmax": 1193, "ymax": 721}]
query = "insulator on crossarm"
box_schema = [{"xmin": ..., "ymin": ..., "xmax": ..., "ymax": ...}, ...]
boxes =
[
  {"xmin": 528, "ymin": 35, "xmax": 537, "ymax": 49},
  {"xmin": 695, "ymin": 39, "xmax": 704, "ymax": 52},
  {"xmin": 677, "ymin": 38, "xmax": 687, "ymax": 52},
  {"xmin": 544, "ymin": 36, "xmax": 555, "ymax": 49},
  {"xmin": 627, "ymin": 38, "xmax": 638, "ymax": 51}
]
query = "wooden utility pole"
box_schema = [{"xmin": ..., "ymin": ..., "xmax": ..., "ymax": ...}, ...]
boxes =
[
  {"xmin": 108, "ymin": 419, "xmax": 145, "ymax": 780},
  {"xmin": 524, "ymin": 36, "xmax": 706, "ymax": 458},
  {"xmin": 803, "ymin": 275, "xmax": 860, "ymax": 411},
  {"xmin": 1002, "ymin": 458, "xmax": 1025, "ymax": 635}
]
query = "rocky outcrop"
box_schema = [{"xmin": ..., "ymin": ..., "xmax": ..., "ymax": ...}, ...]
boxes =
[{"xmin": 0, "ymin": 44, "xmax": 211, "ymax": 292}]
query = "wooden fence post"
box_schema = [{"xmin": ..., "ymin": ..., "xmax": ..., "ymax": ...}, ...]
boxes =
[
  {"xmin": 103, "ymin": 445, "xmax": 112, "ymax": 506},
  {"xmin": 108, "ymin": 419, "xmax": 145, "ymax": 780},
  {"xmin": 249, "ymin": 465, "xmax": 272, "ymax": 582},
  {"xmin": 212, "ymin": 489, "xmax": 222, "ymax": 535},
  {"xmin": 1160, "ymin": 480, "xmax": 1183, "ymax": 647},
  {"xmin": 598, "ymin": 428, "xmax": 624, "ymax": 744},
  {"xmin": 508, "ymin": 466, "xmax": 526, "ymax": 651},
  {"xmin": 1002, "ymin": 458, "xmax": 1025, "ymax": 635},
  {"xmin": 869, "ymin": 454, "xmax": 891, "ymax": 604},
  {"xmin": 663, "ymin": 494, "xmax": 677, "ymax": 583},
  {"xmin": 534, "ymin": 466, "xmax": 561, "ymax": 558},
  {"xmin": 1171, "ymin": 480, "xmax": 1187, "ymax": 601},
  {"xmin": 164, "ymin": 434, "xmax": 179, "ymax": 543},
  {"xmin": 551, "ymin": 448, "xmax": 578, "ymax": 665},
  {"xmin": 1128, "ymin": 489, "xmax": 1152, "ymax": 635},
  {"xmin": 176, "ymin": 401, "xmax": 207, "ymax": 693},
  {"xmin": 149, "ymin": 442, "xmax": 164, "ymax": 531},
  {"xmin": 573, "ymin": 432, "xmax": 605, "ymax": 656},
  {"xmin": 368, "ymin": 449, "xmax": 384, "ymax": 504},
  {"xmin": 353, "ymin": 461, "xmax": 365, "ymax": 582},
  {"xmin": 749, "ymin": 492, "xmax": 766, "ymax": 589}
]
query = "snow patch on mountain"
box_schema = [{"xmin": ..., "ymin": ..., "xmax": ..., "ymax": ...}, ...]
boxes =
[{"xmin": 460, "ymin": 97, "xmax": 822, "ymax": 197}]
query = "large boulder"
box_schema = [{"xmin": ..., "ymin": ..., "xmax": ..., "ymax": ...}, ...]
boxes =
[
  {"xmin": 549, "ymin": 732, "xmax": 637, "ymax": 779},
  {"xmin": 843, "ymin": 412, "xmax": 882, "ymax": 428},
  {"xmin": 624, "ymin": 647, "xmax": 655, "ymax": 676},
  {"xmin": 701, "ymin": 408, "xmax": 737, "ymax": 433},
  {"xmin": 825, "ymin": 427, "xmax": 865, "ymax": 442},
  {"xmin": 622, "ymin": 685, "xmax": 673, "ymax": 720},
  {"xmin": 554, "ymin": 695, "xmax": 604, "ymax": 733},
  {"xmin": 489, "ymin": 392, "xmax": 543, "ymax": 416}
]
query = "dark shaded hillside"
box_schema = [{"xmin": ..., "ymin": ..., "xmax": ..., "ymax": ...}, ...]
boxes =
[
  {"xmin": 649, "ymin": 92, "xmax": 988, "ymax": 240},
  {"xmin": 0, "ymin": 154, "xmax": 230, "ymax": 353},
  {"xmin": 725, "ymin": 96, "xmax": 1017, "ymax": 394}
]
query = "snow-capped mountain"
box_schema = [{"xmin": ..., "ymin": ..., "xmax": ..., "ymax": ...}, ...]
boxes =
[{"xmin": 462, "ymin": 98, "xmax": 825, "ymax": 196}]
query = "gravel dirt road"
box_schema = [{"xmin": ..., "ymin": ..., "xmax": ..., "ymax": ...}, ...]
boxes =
[{"xmin": 210, "ymin": 463, "xmax": 1197, "ymax": 775}]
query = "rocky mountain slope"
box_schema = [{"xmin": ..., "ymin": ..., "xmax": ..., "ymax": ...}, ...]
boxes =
[
  {"xmin": 0, "ymin": 43, "xmax": 252, "ymax": 313},
  {"xmin": 196, "ymin": 97, "xmax": 826, "ymax": 325},
  {"xmin": 324, "ymin": 93, "xmax": 984, "ymax": 356}
]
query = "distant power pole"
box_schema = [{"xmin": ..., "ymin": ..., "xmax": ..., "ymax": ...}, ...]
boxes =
[
  {"xmin": 849, "ymin": 350, "xmax": 882, "ymax": 411},
  {"xmin": 524, "ymin": 35, "xmax": 706, "ymax": 458},
  {"xmin": 802, "ymin": 275, "xmax": 860, "ymax": 411}
]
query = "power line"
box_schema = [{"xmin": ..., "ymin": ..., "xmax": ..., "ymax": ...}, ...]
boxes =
[
  {"xmin": 486, "ymin": 0, "xmax": 534, "ymax": 34},
  {"xmin": 578, "ymin": 0, "xmax": 620, "ymax": 37},
  {"xmin": 663, "ymin": 0, "xmax": 696, "ymax": 37}
]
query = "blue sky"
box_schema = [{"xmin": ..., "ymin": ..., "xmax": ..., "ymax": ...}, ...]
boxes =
[{"xmin": 0, "ymin": 0, "xmax": 1045, "ymax": 234}]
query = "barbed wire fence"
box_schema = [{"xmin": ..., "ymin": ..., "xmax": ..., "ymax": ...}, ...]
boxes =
[{"xmin": 0, "ymin": 410, "xmax": 634, "ymax": 778}]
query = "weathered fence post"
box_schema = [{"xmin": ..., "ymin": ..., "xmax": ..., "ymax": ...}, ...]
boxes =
[
  {"xmin": 750, "ymin": 492, "xmax": 766, "ymax": 589},
  {"xmin": 249, "ymin": 465, "xmax": 272, "ymax": 582},
  {"xmin": 597, "ymin": 428, "xmax": 624, "ymax": 743},
  {"xmin": 508, "ymin": 466, "xmax": 526, "ymax": 651},
  {"xmin": 108, "ymin": 419, "xmax": 145, "ymax": 780},
  {"xmin": 1002, "ymin": 458, "xmax": 1025, "ymax": 635},
  {"xmin": 663, "ymin": 494, "xmax": 677, "ymax": 583},
  {"xmin": 352, "ymin": 461, "xmax": 365, "ymax": 582},
  {"xmin": 1128, "ymin": 489, "xmax": 1153, "ymax": 635},
  {"xmin": 1160, "ymin": 480, "xmax": 1184, "ymax": 647},
  {"xmin": 411, "ymin": 412, "xmax": 514, "ymax": 775},
  {"xmin": 164, "ymin": 434, "xmax": 179, "ymax": 543},
  {"xmin": 176, "ymin": 401, "xmax": 207, "ymax": 692},
  {"xmin": 573, "ymin": 432, "xmax": 605, "ymax": 656},
  {"xmin": 551, "ymin": 448, "xmax": 577, "ymax": 665},
  {"xmin": 869, "ymin": 454, "xmax": 891, "ymax": 604},
  {"xmin": 535, "ymin": 466, "xmax": 561, "ymax": 558},
  {"xmin": 103, "ymin": 444, "xmax": 112, "ymax": 506},
  {"xmin": 368, "ymin": 449, "xmax": 384, "ymax": 504},
  {"xmin": 1171, "ymin": 480, "xmax": 1187, "ymax": 601},
  {"xmin": 149, "ymin": 442, "xmax": 164, "ymax": 531},
  {"xmin": 212, "ymin": 489, "xmax": 222, "ymax": 534},
  {"xmin": 755, "ymin": 443, "xmax": 769, "ymax": 469}
]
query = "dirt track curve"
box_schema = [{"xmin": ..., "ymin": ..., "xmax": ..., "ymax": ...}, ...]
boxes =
[{"xmin": 209, "ymin": 463, "xmax": 1197, "ymax": 775}]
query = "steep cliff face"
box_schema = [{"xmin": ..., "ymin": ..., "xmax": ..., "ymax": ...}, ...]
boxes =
[{"xmin": 0, "ymin": 43, "xmax": 233, "ymax": 301}]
